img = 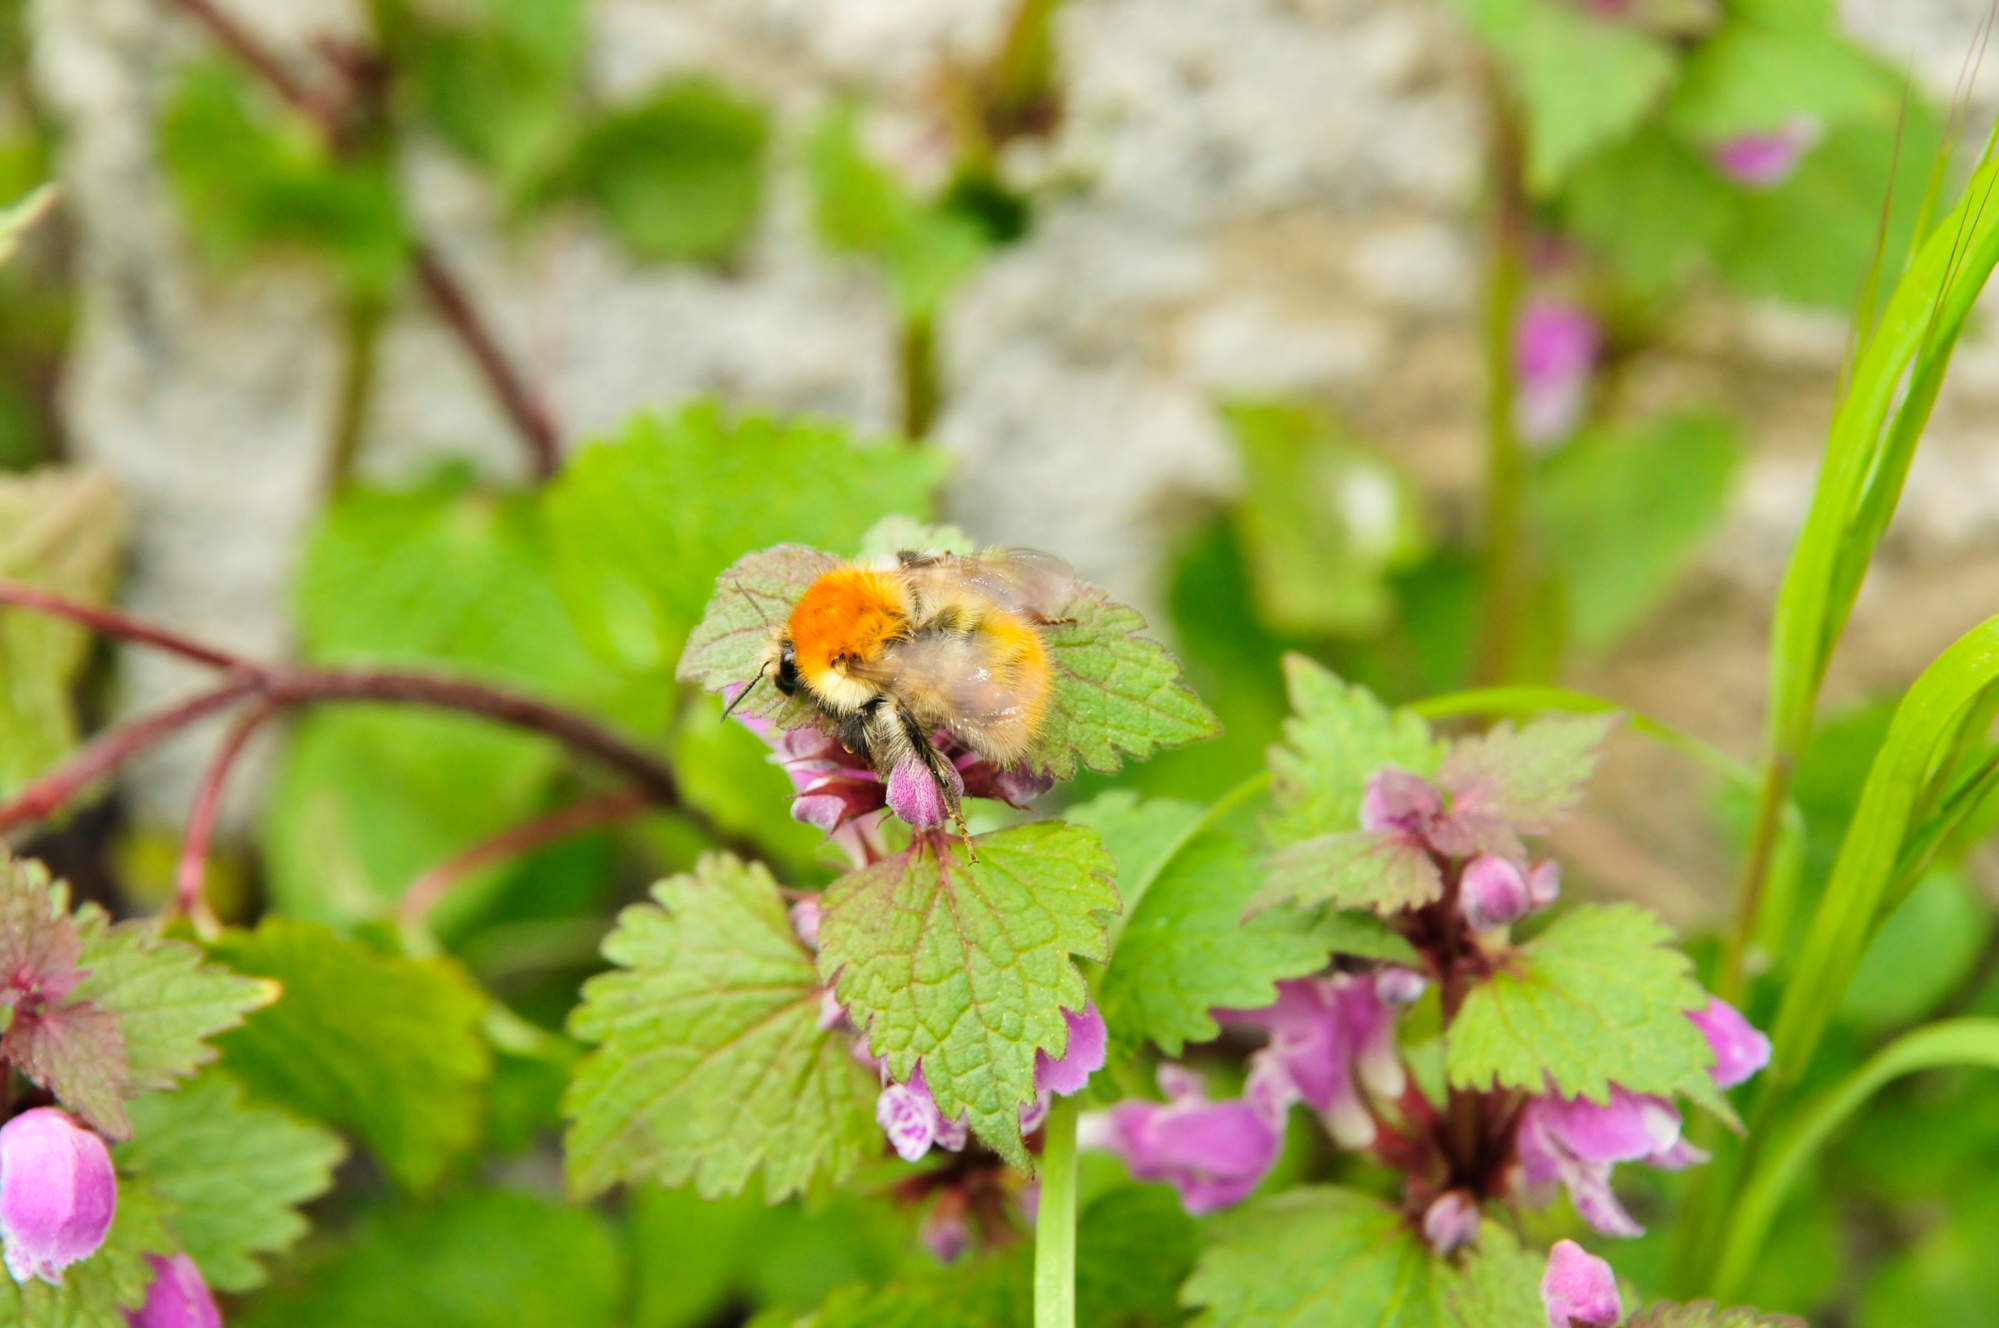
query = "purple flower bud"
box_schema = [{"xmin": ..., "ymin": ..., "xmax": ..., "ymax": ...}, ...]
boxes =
[
  {"xmin": 816, "ymin": 987, "xmax": 846, "ymax": 1031},
  {"xmin": 1360, "ymin": 768, "xmax": 1443, "ymax": 835},
  {"xmin": 919, "ymin": 1194, "xmax": 971, "ymax": 1265},
  {"xmin": 126, "ymin": 1253, "xmax": 221, "ymax": 1328},
  {"xmin": 0, "ymin": 1108, "xmax": 116, "ymax": 1285},
  {"xmin": 876, "ymin": 1067, "xmax": 967, "ymax": 1162},
  {"xmin": 1541, "ymin": 1239, "xmax": 1621, "ymax": 1328},
  {"xmin": 1035, "ymin": 1004, "xmax": 1107, "ymax": 1098},
  {"xmin": 1422, "ymin": 1190, "xmax": 1480, "ymax": 1255},
  {"xmin": 1375, "ymin": 966, "xmax": 1428, "ymax": 1006},
  {"xmin": 886, "ymin": 759, "xmax": 962, "ymax": 830},
  {"xmin": 1461, "ymin": 855, "xmax": 1533, "ymax": 932},
  {"xmin": 959, "ymin": 759, "xmax": 1055, "ymax": 808},
  {"xmin": 1078, "ymin": 1066, "xmax": 1284, "ymax": 1216},
  {"xmin": 789, "ymin": 897, "xmax": 821, "ymax": 950},
  {"xmin": 1515, "ymin": 299, "xmax": 1599, "ymax": 446},
  {"xmin": 1711, "ymin": 117, "xmax": 1820, "ymax": 188},
  {"xmin": 1687, "ymin": 997, "xmax": 1770, "ymax": 1090},
  {"xmin": 1527, "ymin": 860, "xmax": 1562, "ymax": 910}
]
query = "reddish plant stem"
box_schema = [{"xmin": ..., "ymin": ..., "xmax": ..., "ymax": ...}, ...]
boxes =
[
  {"xmin": 0, "ymin": 581, "xmax": 242, "ymax": 670},
  {"xmin": 154, "ymin": 0, "xmax": 564, "ymax": 480},
  {"xmin": 173, "ymin": 700, "xmax": 277, "ymax": 933},
  {"xmin": 398, "ymin": 786, "xmax": 650, "ymax": 927}
]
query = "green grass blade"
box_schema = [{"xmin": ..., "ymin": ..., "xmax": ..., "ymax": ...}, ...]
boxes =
[{"xmin": 1714, "ymin": 1018, "xmax": 1999, "ymax": 1302}]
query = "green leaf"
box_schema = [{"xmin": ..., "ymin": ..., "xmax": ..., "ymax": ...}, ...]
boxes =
[
  {"xmin": 1101, "ymin": 827, "xmax": 1352, "ymax": 1054},
  {"xmin": 1224, "ymin": 401, "xmax": 1427, "ymax": 636},
  {"xmin": 1265, "ymin": 655, "xmax": 1444, "ymax": 848},
  {"xmin": 1183, "ymin": 1186, "xmax": 1450, "ymax": 1328},
  {"xmin": 0, "ymin": 183, "xmax": 53, "ymax": 267},
  {"xmin": 1840, "ymin": 867, "xmax": 1991, "ymax": 1030},
  {"xmin": 208, "ymin": 919, "xmax": 492, "ymax": 1193},
  {"xmin": 1560, "ymin": 129, "xmax": 1734, "ymax": 292},
  {"xmin": 1452, "ymin": 0, "xmax": 1676, "ymax": 192},
  {"xmin": 549, "ymin": 403, "xmax": 945, "ymax": 675},
  {"xmin": 0, "ymin": 467, "xmax": 123, "ymax": 798},
  {"xmin": 0, "ymin": 1177, "xmax": 175, "ymax": 1327},
  {"xmin": 674, "ymin": 544, "xmax": 842, "ymax": 728},
  {"xmin": 1317, "ymin": 909, "xmax": 1424, "ymax": 966},
  {"xmin": 234, "ymin": 1189, "xmax": 624, "ymax": 1328},
  {"xmin": 1444, "ymin": 1223, "xmax": 1547, "ymax": 1328},
  {"xmin": 1538, "ymin": 414, "xmax": 1743, "ymax": 650},
  {"xmin": 853, "ymin": 515, "xmax": 980, "ymax": 562},
  {"xmin": 1075, "ymin": 1184, "xmax": 1203, "ymax": 1328},
  {"xmin": 114, "ymin": 1072, "xmax": 344, "ymax": 1292},
  {"xmin": 817, "ymin": 822, "xmax": 1118, "ymax": 1164},
  {"xmin": 807, "ymin": 104, "xmax": 989, "ymax": 315},
  {"xmin": 1437, "ymin": 711, "xmax": 1621, "ymax": 832},
  {"xmin": 158, "ymin": 63, "xmax": 406, "ymax": 289},
  {"xmin": 410, "ymin": 26, "xmax": 577, "ymax": 201},
  {"xmin": 1447, "ymin": 903, "xmax": 1723, "ymax": 1116},
  {"xmin": 1627, "ymin": 1304, "xmax": 1806, "ymax": 1328},
  {"xmin": 563, "ymin": 854, "xmax": 877, "ymax": 1200},
  {"xmin": 568, "ymin": 78, "xmax": 770, "ymax": 263},
  {"xmin": 1667, "ymin": 22, "xmax": 1883, "ymax": 140},
  {"xmin": 1254, "ymin": 830, "xmax": 1441, "ymax": 917},
  {"xmin": 1064, "ymin": 790, "xmax": 1205, "ymax": 944},
  {"xmin": 800, "ymin": 1252, "xmax": 1030, "ymax": 1328}
]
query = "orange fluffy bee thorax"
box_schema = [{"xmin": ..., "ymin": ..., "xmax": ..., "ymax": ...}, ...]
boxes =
[{"xmin": 787, "ymin": 567, "xmax": 912, "ymax": 678}]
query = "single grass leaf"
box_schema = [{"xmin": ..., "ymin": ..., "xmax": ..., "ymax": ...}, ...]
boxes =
[
  {"xmin": 1265, "ymin": 655, "xmax": 1444, "ymax": 848},
  {"xmin": 1438, "ymin": 712, "xmax": 1621, "ymax": 832},
  {"xmin": 817, "ymin": 822, "xmax": 1119, "ymax": 1166},
  {"xmin": 1447, "ymin": 904, "xmax": 1726, "ymax": 1118},
  {"xmin": 114, "ymin": 1072, "xmax": 346, "ymax": 1292},
  {"xmin": 1253, "ymin": 829, "xmax": 1442, "ymax": 918},
  {"xmin": 1183, "ymin": 1185, "xmax": 1451, "ymax": 1328},
  {"xmin": 563, "ymin": 854, "xmax": 877, "ymax": 1201},
  {"xmin": 1101, "ymin": 829, "xmax": 1354, "ymax": 1055},
  {"xmin": 207, "ymin": 919, "xmax": 491, "ymax": 1194}
]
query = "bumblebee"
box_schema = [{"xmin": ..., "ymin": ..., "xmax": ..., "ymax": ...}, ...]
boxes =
[{"xmin": 729, "ymin": 548, "xmax": 1075, "ymax": 827}]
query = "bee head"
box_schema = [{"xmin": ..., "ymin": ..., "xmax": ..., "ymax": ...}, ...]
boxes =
[{"xmin": 774, "ymin": 640, "xmax": 800, "ymax": 696}]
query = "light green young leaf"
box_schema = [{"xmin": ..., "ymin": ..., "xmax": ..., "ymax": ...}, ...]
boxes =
[
  {"xmin": 1444, "ymin": 1223, "xmax": 1547, "ymax": 1328},
  {"xmin": 411, "ymin": 24, "xmax": 577, "ymax": 202},
  {"xmin": 1626, "ymin": 1304, "xmax": 1806, "ymax": 1328},
  {"xmin": 1183, "ymin": 1186, "xmax": 1450, "ymax": 1328},
  {"xmin": 548, "ymin": 403, "xmax": 944, "ymax": 674},
  {"xmin": 69, "ymin": 905, "xmax": 277, "ymax": 1125},
  {"xmin": 208, "ymin": 919, "xmax": 492, "ymax": 1194},
  {"xmin": 1447, "ymin": 904, "xmax": 1724, "ymax": 1117},
  {"xmin": 568, "ymin": 78, "xmax": 769, "ymax": 263},
  {"xmin": 1065, "ymin": 790, "xmax": 1206, "ymax": 941},
  {"xmin": 233, "ymin": 1190, "xmax": 624, "ymax": 1328},
  {"xmin": 1438, "ymin": 711, "xmax": 1621, "ymax": 832},
  {"xmin": 1538, "ymin": 414, "xmax": 1742, "ymax": 651},
  {"xmin": 1101, "ymin": 828, "xmax": 1354, "ymax": 1054},
  {"xmin": 1559, "ymin": 129, "xmax": 1734, "ymax": 293},
  {"xmin": 807, "ymin": 103, "xmax": 989, "ymax": 316},
  {"xmin": 114, "ymin": 1072, "xmax": 345, "ymax": 1292},
  {"xmin": 818, "ymin": 822, "xmax": 1118, "ymax": 1165},
  {"xmin": 1225, "ymin": 401, "xmax": 1426, "ymax": 636},
  {"xmin": 0, "ymin": 1179, "xmax": 174, "ymax": 1328},
  {"xmin": 563, "ymin": 854, "xmax": 877, "ymax": 1201},
  {"xmin": 853, "ymin": 515, "xmax": 980, "ymax": 561},
  {"xmin": 1667, "ymin": 22, "xmax": 1883, "ymax": 139},
  {"xmin": 0, "ymin": 184, "xmax": 54, "ymax": 268},
  {"xmin": 0, "ymin": 467, "xmax": 124, "ymax": 799},
  {"xmin": 1265, "ymin": 654, "xmax": 1444, "ymax": 848}
]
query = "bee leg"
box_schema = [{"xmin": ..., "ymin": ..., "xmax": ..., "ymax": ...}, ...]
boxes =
[
  {"xmin": 836, "ymin": 707, "xmax": 873, "ymax": 758},
  {"xmin": 890, "ymin": 704, "xmax": 977, "ymax": 862}
]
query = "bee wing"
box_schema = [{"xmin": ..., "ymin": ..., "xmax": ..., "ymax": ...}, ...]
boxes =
[
  {"xmin": 902, "ymin": 548, "xmax": 1078, "ymax": 620},
  {"xmin": 851, "ymin": 634, "xmax": 1030, "ymax": 727}
]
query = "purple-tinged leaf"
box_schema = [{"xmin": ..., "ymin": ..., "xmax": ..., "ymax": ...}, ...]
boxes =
[
  {"xmin": 1438, "ymin": 711, "xmax": 1621, "ymax": 833},
  {"xmin": 675, "ymin": 544, "xmax": 839, "ymax": 724},
  {"xmin": 1251, "ymin": 830, "xmax": 1442, "ymax": 918},
  {"xmin": 5, "ymin": 1001, "xmax": 128, "ymax": 1139}
]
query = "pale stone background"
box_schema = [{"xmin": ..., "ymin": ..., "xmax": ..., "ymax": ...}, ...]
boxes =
[{"xmin": 25, "ymin": 0, "xmax": 1999, "ymax": 921}]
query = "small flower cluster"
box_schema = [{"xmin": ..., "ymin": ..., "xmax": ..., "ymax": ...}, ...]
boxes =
[{"xmin": 0, "ymin": 1106, "xmax": 219, "ymax": 1325}]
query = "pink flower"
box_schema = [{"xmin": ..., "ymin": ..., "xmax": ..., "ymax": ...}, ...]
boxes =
[
  {"xmin": 887, "ymin": 758, "xmax": 961, "ymax": 830},
  {"xmin": 1079, "ymin": 1065, "xmax": 1286, "ymax": 1215},
  {"xmin": 1688, "ymin": 997, "xmax": 1770, "ymax": 1089},
  {"xmin": 789, "ymin": 897, "xmax": 822, "ymax": 950},
  {"xmin": 731, "ymin": 704, "xmax": 888, "ymax": 868},
  {"xmin": 1221, "ymin": 972, "xmax": 1406, "ymax": 1150},
  {"xmin": 0, "ymin": 1108, "xmax": 116, "ymax": 1285},
  {"xmin": 1528, "ymin": 860, "xmax": 1562, "ymax": 909},
  {"xmin": 1022, "ymin": 1004, "xmax": 1109, "ymax": 1133},
  {"xmin": 1516, "ymin": 1088, "xmax": 1702, "ymax": 1237},
  {"xmin": 1711, "ymin": 117, "xmax": 1820, "ymax": 188},
  {"xmin": 1422, "ymin": 1189, "xmax": 1481, "ymax": 1255},
  {"xmin": 126, "ymin": 1253, "xmax": 221, "ymax": 1328},
  {"xmin": 1542, "ymin": 1239, "xmax": 1621, "ymax": 1328},
  {"xmin": 1515, "ymin": 299, "xmax": 1600, "ymax": 446},
  {"xmin": 876, "ymin": 1066, "xmax": 967, "ymax": 1162},
  {"xmin": 1461, "ymin": 855, "xmax": 1533, "ymax": 932}
]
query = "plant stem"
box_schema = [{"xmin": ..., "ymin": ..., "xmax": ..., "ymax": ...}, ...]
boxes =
[
  {"xmin": 172, "ymin": 700, "xmax": 275, "ymax": 936},
  {"xmin": 413, "ymin": 244, "xmax": 562, "ymax": 481},
  {"xmin": 1475, "ymin": 66, "xmax": 1529, "ymax": 686},
  {"xmin": 1716, "ymin": 751, "xmax": 1795, "ymax": 1002},
  {"xmin": 397, "ymin": 786, "xmax": 650, "ymax": 926},
  {"xmin": 900, "ymin": 313, "xmax": 940, "ymax": 441},
  {"xmin": 0, "ymin": 580, "xmax": 242, "ymax": 669},
  {"xmin": 325, "ymin": 285, "xmax": 386, "ymax": 495},
  {"xmin": 1034, "ymin": 1093, "xmax": 1081, "ymax": 1328}
]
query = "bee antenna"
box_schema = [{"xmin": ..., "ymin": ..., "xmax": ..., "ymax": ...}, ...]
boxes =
[{"xmin": 719, "ymin": 666, "xmax": 767, "ymax": 721}]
